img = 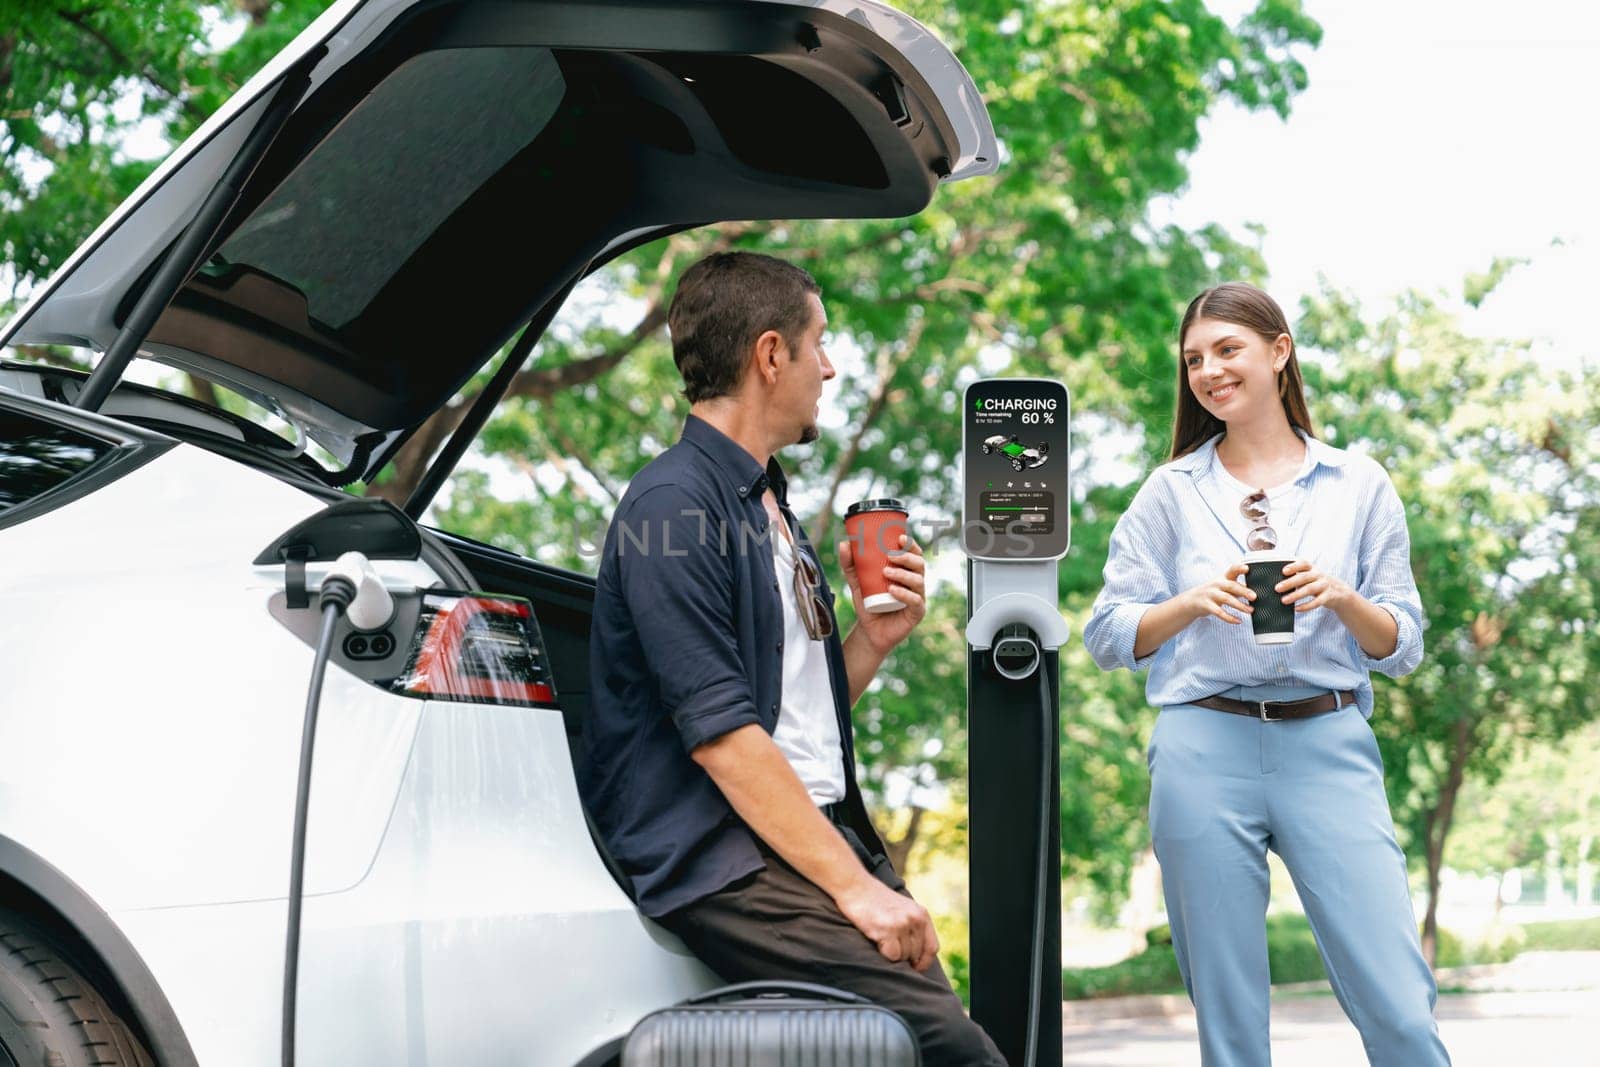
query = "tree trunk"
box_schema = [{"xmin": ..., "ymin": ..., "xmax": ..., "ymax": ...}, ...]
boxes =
[
  {"xmin": 364, "ymin": 303, "xmax": 667, "ymax": 507},
  {"xmin": 807, "ymin": 317, "xmax": 924, "ymax": 546},
  {"xmin": 1421, "ymin": 823, "xmax": 1442, "ymax": 967},
  {"xmin": 1421, "ymin": 714, "xmax": 1474, "ymax": 967},
  {"xmin": 1576, "ymin": 833, "xmax": 1594, "ymax": 908},
  {"xmin": 185, "ymin": 373, "xmax": 219, "ymax": 408},
  {"xmin": 237, "ymin": 0, "xmax": 275, "ymax": 26},
  {"xmin": 882, "ymin": 805, "xmax": 926, "ymax": 874}
]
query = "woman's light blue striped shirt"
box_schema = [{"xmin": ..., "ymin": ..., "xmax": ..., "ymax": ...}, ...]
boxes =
[{"xmin": 1083, "ymin": 429, "xmax": 1425, "ymax": 719}]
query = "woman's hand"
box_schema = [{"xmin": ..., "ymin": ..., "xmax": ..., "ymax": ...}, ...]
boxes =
[
  {"xmin": 1184, "ymin": 562, "xmax": 1256, "ymax": 625},
  {"xmin": 1276, "ymin": 560, "xmax": 1353, "ymax": 614}
]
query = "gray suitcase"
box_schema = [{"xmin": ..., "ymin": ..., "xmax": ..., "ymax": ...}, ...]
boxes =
[{"xmin": 622, "ymin": 980, "xmax": 920, "ymax": 1066}]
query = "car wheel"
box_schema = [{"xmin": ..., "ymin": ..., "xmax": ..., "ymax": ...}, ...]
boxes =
[
  {"xmin": 1011, "ymin": 459, "xmax": 1023, "ymax": 472},
  {"xmin": 0, "ymin": 909, "xmax": 155, "ymax": 1067}
]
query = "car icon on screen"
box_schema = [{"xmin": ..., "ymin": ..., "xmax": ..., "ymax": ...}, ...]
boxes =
[
  {"xmin": 984, "ymin": 433, "xmax": 1048, "ymax": 470},
  {"xmin": 982, "ymin": 433, "xmax": 1017, "ymax": 454},
  {"xmin": 1009, "ymin": 442, "xmax": 1049, "ymax": 471}
]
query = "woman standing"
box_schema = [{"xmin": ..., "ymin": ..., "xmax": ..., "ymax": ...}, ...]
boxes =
[{"xmin": 1083, "ymin": 283, "xmax": 1451, "ymax": 1066}]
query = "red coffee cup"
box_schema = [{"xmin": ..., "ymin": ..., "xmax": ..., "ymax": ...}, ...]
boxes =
[{"xmin": 844, "ymin": 498, "xmax": 909, "ymax": 613}]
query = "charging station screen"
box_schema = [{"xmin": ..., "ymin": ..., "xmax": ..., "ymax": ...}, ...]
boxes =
[{"xmin": 962, "ymin": 379, "xmax": 1070, "ymax": 560}]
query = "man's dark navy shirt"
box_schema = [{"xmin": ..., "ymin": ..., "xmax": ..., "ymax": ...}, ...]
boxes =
[{"xmin": 581, "ymin": 415, "xmax": 884, "ymax": 918}]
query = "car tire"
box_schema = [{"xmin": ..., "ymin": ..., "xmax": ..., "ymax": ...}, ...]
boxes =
[{"xmin": 0, "ymin": 909, "xmax": 155, "ymax": 1067}]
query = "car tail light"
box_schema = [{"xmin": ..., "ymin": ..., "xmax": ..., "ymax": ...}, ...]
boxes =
[{"xmin": 389, "ymin": 593, "xmax": 557, "ymax": 707}]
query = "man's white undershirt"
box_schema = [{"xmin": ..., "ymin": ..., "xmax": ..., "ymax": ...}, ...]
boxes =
[{"xmin": 769, "ymin": 525, "xmax": 847, "ymax": 805}]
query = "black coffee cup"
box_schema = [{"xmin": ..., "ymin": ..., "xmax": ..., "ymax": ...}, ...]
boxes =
[{"xmin": 1243, "ymin": 550, "xmax": 1296, "ymax": 645}]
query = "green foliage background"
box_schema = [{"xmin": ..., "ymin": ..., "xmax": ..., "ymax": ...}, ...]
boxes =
[{"xmin": 4, "ymin": 1, "xmax": 1597, "ymax": 961}]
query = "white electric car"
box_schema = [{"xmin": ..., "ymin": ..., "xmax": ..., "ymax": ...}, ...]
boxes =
[{"xmin": 0, "ymin": 1, "xmax": 996, "ymax": 1064}]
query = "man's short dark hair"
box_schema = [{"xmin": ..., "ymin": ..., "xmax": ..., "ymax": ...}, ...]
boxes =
[{"xmin": 667, "ymin": 251, "xmax": 822, "ymax": 403}]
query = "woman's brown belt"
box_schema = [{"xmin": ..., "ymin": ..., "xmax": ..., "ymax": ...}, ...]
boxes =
[{"xmin": 1190, "ymin": 690, "xmax": 1357, "ymax": 722}]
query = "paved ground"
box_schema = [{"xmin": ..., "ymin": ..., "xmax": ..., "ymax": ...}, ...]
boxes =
[{"xmin": 1062, "ymin": 952, "xmax": 1600, "ymax": 1066}]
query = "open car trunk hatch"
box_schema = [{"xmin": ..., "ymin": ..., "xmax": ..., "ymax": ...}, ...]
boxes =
[{"xmin": 1, "ymin": 0, "xmax": 996, "ymax": 480}]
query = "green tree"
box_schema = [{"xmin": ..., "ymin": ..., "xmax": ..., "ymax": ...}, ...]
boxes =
[
  {"xmin": 422, "ymin": 0, "xmax": 1322, "ymax": 895},
  {"xmin": 1296, "ymin": 280, "xmax": 1600, "ymax": 963},
  {"xmin": 1, "ymin": 1, "xmax": 325, "ymax": 294},
  {"xmin": 1450, "ymin": 719, "xmax": 1600, "ymax": 911},
  {"xmin": 1, "ymin": 0, "xmax": 327, "ymax": 401},
  {"xmin": 3, "ymin": 0, "xmax": 1323, "ymax": 902},
  {"xmin": 3, "ymin": 1, "xmax": 202, "ymax": 289}
]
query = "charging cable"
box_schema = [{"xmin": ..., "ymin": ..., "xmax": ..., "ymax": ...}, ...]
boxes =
[
  {"xmin": 282, "ymin": 552, "xmax": 392, "ymax": 1067},
  {"xmin": 984, "ymin": 630, "xmax": 1053, "ymax": 1067},
  {"xmin": 1024, "ymin": 663, "xmax": 1053, "ymax": 1067}
]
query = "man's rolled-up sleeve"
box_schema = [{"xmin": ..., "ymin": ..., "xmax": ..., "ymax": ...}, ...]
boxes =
[
  {"xmin": 1083, "ymin": 476, "xmax": 1177, "ymax": 673},
  {"xmin": 617, "ymin": 484, "xmax": 761, "ymax": 752},
  {"xmin": 1356, "ymin": 471, "xmax": 1425, "ymax": 677}
]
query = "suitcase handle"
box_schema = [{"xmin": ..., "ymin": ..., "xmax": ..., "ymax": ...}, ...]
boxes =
[{"xmin": 682, "ymin": 980, "xmax": 869, "ymax": 1007}]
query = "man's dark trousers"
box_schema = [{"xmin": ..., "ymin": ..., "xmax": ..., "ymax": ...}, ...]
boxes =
[{"xmin": 658, "ymin": 827, "xmax": 1007, "ymax": 1067}]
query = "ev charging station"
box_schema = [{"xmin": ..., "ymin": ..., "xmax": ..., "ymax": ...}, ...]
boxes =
[{"xmin": 963, "ymin": 378, "xmax": 1070, "ymax": 1067}]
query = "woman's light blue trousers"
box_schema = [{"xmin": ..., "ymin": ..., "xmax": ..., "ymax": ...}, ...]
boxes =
[{"xmin": 1148, "ymin": 683, "xmax": 1452, "ymax": 1066}]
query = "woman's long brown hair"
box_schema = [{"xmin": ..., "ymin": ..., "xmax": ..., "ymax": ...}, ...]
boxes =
[{"xmin": 1168, "ymin": 282, "xmax": 1318, "ymax": 462}]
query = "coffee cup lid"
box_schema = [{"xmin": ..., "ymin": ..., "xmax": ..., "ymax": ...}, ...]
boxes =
[
  {"xmin": 1243, "ymin": 549, "xmax": 1292, "ymax": 563},
  {"xmin": 845, "ymin": 498, "xmax": 907, "ymax": 518}
]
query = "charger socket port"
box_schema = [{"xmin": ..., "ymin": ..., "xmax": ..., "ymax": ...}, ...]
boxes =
[{"xmin": 344, "ymin": 631, "xmax": 394, "ymax": 660}]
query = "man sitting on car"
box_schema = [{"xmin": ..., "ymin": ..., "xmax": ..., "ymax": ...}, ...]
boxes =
[{"xmin": 580, "ymin": 251, "xmax": 1004, "ymax": 1065}]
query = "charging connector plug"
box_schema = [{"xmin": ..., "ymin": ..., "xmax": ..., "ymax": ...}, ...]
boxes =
[
  {"xmin": 320, "ymin": 550, "xmax": 393, "ymax": 631},
  {"xmin": 318, "ymin": 575, "xmax": 355, "ymax": 614}
]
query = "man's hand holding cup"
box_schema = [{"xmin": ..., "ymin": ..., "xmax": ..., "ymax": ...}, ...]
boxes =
[{"xmin": 839, "ymin": 498, "xmax": 925, "ymax": 654}]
